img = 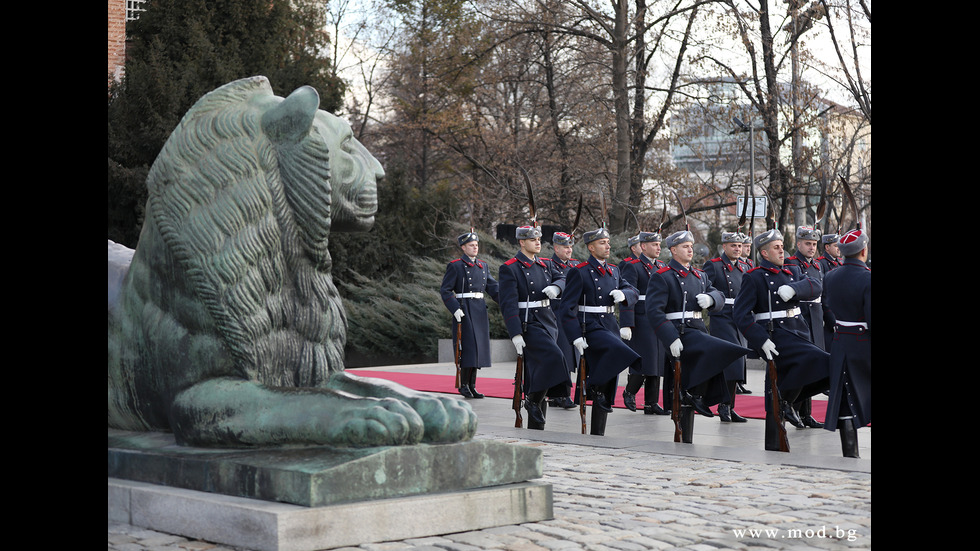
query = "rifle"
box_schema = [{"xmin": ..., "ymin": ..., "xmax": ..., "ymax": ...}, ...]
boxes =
[
  {"xmin": 577, "ymin": 354, "xmax": 587, "ymax": 434},
  {"xmin": 672, "ymin": 290, "xmax": 687, "ymax": 443},
  {"xmin": 454, "ymin": 321, "xmax": 462, "ymax": 389},
  {"xmin": 767, "ymin": 287, "xmax": 790, "ymax": 452},
  {"xmin": 578, "ymin": 294, "xmax": 589, "ymax": 434},
  {"xmin": 513, "ymin": 354, "xmax": 524, "ymax": 428}
]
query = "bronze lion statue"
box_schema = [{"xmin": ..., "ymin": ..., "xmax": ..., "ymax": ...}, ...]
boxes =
[{"xmin": 108, "ymin": 76, "xmax": 476, "ymax": 448}]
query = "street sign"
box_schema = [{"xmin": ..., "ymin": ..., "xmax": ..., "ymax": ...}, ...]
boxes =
[{"xmin": 737, "ymin": 196, "xmax": 767, "ymax": 219}]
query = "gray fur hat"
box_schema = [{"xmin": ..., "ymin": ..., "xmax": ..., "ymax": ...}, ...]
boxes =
[
  {"xmin": 837, "ymin": 229, "xmax": 868, "ymax": 256},
  {"xmin": 796, "ymin": 225, "xmax": 821, "ymax": 241},
  {"xmin": 552, "ymin": 231, "xmax": 575, "ymax": 246},
  {"xmin": 638, "ymin": 231, "xmax": 662, "ymax": 243},
  {"xmin": 664, "ymin": 230, "xmax": 694, "ymax": 248},
  {"xmin": 583, "ymin": 227, "xmax": 611, "ymax": 244},
  {"xmin": 821, "ymin": 233, "xmax": 839, "ymax": 245},
  {"xmin": 516, "ymin": 225, "xmax": 543, "ymax": 240},
  {"xmin": 753, "ymin": 228, "xmax": 783, "ymax": 250},
  {"xmin": 457, "ymin": 232, "xmax": 479, "ymax": 246},
  {"xmin": 721, "ymin": 231, "xmax": 741, "ymax": 243}
]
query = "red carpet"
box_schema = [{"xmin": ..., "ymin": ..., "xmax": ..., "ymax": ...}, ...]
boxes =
[{"xmin": 354, "ymin": 369, "xmax": 828, "ymax": 423}]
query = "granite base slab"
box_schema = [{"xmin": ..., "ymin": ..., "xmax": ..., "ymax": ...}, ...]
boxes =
[
  {"xmin": 108, "ymin": 429, "xmax": 543, "ymax": 507},
  {"xmin": 110, "ymin": 477, "xmax": 553, "ymax": 551}
]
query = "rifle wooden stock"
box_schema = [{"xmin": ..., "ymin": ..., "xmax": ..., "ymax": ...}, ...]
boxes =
[
  {"xmin": 513, "ymin": 354, "xmax": 524, "ymax": 428},
  {"xmin": 767, "ymin": 357, "xmax": 790, "ymax": 452},
  {"xmin": 454, "ymin": 322, "xmax": 462, "ymax": 389},
  {"xmin": 578, "ymin": 355, "xmax": 587, "ymax": 434},
  {"xmin": 672, "ymin": 358, "xmax": 682, "ymax": 442}
]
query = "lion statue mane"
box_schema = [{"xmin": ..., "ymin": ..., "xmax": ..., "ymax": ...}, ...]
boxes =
[{"xmin": 108, "ymin": 76, "xmax": 476, "ymax": 448}]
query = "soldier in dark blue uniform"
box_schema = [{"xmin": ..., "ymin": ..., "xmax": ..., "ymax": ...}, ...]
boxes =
[
  {"xmin": 646, "ymin": 231, "xmax": 751, "ymax": 433},
  {"xmin": 785, "ymin": 226, "xmax": 834, "ymax": 428},
  {"xmin": 619, "ymin": 231, "xmax": 669, "ymax": 415},
  {"xmin": 822, "ymin": 228, "xmax": 871, "ymax": 458},
  {"xmin": 440, "ymin": 232, "xmax": 499, "ymax": 399},
  {"xmin": 817, "ymin": 233, "xmax": 843, "ymax": 274},
  {"xmin": 558, "ymin": 227, "xmax": 641, "ymax": 435},
  {"xmin": 702, "ymin": 231, "xmax": 752, "ymax": 422},
  {"xmin": 499, "ymin": 225, "xmax": 568, "ymax": 430},
  {"xmin": 546, "ymin": 231, "xmax": 579, "ymax": 410},
  {"xmin": 817, "ymin": 233, "xmax": 843, "ymax": 350},
  {"xmin": 733, "ymin": 229, "xmax": 830, "ymax": 449}
]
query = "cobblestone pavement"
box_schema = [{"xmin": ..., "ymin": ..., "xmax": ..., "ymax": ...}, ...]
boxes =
[{"xmin": 108, "ymin": 433, "xmax": 871, "ymax": 551}]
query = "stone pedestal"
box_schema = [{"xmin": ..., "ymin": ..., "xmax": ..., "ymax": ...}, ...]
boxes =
[{"xmin": 108, "ymin": 429, "xmax": 552, "ymax": 550}]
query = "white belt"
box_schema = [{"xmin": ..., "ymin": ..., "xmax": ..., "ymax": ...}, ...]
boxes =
[
  {"xmin": 580, "ymin": 305, "xmax": 615, "ymax": 314},
  {"xmin": 754, "ymin": 307, "xmax": 801, "ymax": 321},
  {"xmin": 637, "ymin": 295, "xmax": 646, "ymax": 301},
  {"xmin": 724, "ymin": 298, "xmax": 735, "ymax": 305},
  {"xmin": 665, "ymin": 310, "xmax": 702, "ymax": 321},
  {"xmin": 836, "ymin": 320, "xmax": 868, "ymax": 329},
  {"xmin": 518, "ymin": 299, "xmax": 551, "ymax": 308},
  {"xmin": 801, "ymin": 297, "xmax": 822, "ymax": 304},
  {"xmin": 455, "ymin": 292, "xmax": 484, "ymax": 299}
]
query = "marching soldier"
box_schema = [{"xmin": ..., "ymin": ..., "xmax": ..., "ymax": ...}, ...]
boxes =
[
  {"xmin": 498, "ymin": 226, "xmax": 568, "ymax": 430},
  {"xmin": 740, "ymin": 233, "xmax": 754, "ymax": 268},
  {"xmin": 817, "ymin": 233, "xmax": 843, "ymax": 350},
  {"xmin": 547, "ymin": 232, "xmax": 579, "ymax": 409},
  {"xmin": 822, "ymin": 228, "xmax": 871, "ymax": 458},
  {"xmin": 558, "ymin": 227, "xmax": 641, "ymax": 435},
  {"xmin": 702, "ymin": 231, "xmax": 751, "ymax": 422},
  {"xmin": 646, "ymin": 230, "xmax": 751, "ymax": 435},
  {"xmin": 440, "ymin": 231, "xmax": 500, "ymax": 399},
  {"xmin": 619, "ymin": 231, "xmax": 670, "ymax": 415},
  {"xmin": 620, "ymin": 234, "xmax": 642, "ymax": 268},
  {"xmin": 733, "ymin": 229, "xmax": 830, "ymax": 449},
  {"xmin": 785, "ymin": 226, "xmax": 833, "ymax": 428},
  {"xmin": 818, "ymin": 233, "xmax": 843, "ymax": 274}
]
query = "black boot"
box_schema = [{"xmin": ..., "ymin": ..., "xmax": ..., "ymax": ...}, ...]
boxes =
[
  {"xmin": 839, "ymin": 417, "xmax": 860, "ymax": 458},
  {"xmin": 622, "ymin": 390, "xmax": 637, "ymax": 412},
  {"xmin": 718, "ymin": 403, "xmax": 733, "ymax": 422},
  {"xmin": 525, "ymin": 391, "xmax": 547, "ymax": 429},
  {"xmin": 468, "ymin": 369, "xmax": 484, "ymax": 398},
  {"xmin": 458, "ymin": 368, "xmax": 474, "ymax": 398},
  {"xmin": 683, "ymin": 391, "xmax": 714, "ymax": 417},
  {"xmin": 782, "ymin": 401, "xmax": 804, "ymax": 428}
]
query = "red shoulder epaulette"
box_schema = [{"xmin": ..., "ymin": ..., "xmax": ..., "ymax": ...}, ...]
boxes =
[
  {"xmin": 575, "ymin": 261, "xmax": 590, "ymax": 268},
  {"xmin": 504, "ymin": 257, "xmax": 519, "ymax": 266},
  {"xmin": 708, "ymin": 257, "xmax": 723, "ymax": 263},
  {"xmin": 450, "ymin": 258, "xmax": 461, "ymax": 263},
  {"xmin": 656, "ymin": 266, "xmax": 671, "ymax": 274}
]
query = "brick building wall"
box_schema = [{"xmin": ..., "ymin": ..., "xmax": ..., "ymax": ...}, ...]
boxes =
[{"xmin": 108, "ymin": 0, "xmax": 126, "ymax": 84}]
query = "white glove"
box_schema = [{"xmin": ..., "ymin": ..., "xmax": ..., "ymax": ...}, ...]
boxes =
[
  {"xmin": 761, "ymin": 339, "xmax": 779, "ymax": 360},
  {"xmin": 696, "ymin": 293, "xmax": 714, "ymax": 309},
  {"xmin": 573, "ymin": 337, "xmax": 589, "ymax": 355},
  {"xmin": 777, "ymin": 285, "xmax": 796, "ymax": 302},
  {"xmin": 609, "ymin": 289, "xmax": 626, "ymax": 303},
  {"xmin": 669, "ymin": 338, "xmax": 683, "ymax": 358},
  {"xmin": 453, "ymin": 309, "xmax": 465, "ymax": 322},
  {"xmin": 512, "ymin": 335, "xmax": 526, "ymax": 355},
  {"xmin": 542, "ymin": 285, "xmax": 561, "ymax": 299},
  {"xmin": 620, "ymin": 327, "xmax": 632, "ymax": 340}
]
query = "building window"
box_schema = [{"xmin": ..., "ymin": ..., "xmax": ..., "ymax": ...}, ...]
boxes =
[{"xmin": 126, "ymin": 0, "xmax": 147, "ymax": 21}]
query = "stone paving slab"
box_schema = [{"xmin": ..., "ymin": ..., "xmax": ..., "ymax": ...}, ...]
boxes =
[{"xmin": 109, "ymin": 433, "xmax": 870, "ymax": 551}]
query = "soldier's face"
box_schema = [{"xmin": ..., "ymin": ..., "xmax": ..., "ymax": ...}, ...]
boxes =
[
  {"xmin": 554, "ymin": 243, "xmax": 574, "ymax": 261},
  {"xmin": 641, "ymin": 240, "xmax": 661, "ymax": 259},
  {"xmin": 671, "ymin": 242, "xmax": 694, "ymax": 265},
  {"xmin": 589, "ymin": 238, "xmax": 611, "ymax": 261},
  {"xmin": 798, "ymin": 239, "xmax": 818, "ymax": 259},
  {"xmin": 825, "ymin": 242, "xmax": 840, "ymax": 257},
  {"xmin": 461, "ymin": 241, "xmax": 479, "ymax": 258},
  {"xmin": 761, "ymin": 241, "xmax": 785, "ymax": 265},
  {"xmin": 520, "ymin": 237, "xmax": 542, "ymax": 256},
  {"xmin": 723, "ymin": 242, "xmax": 742, "ymax": 260}
]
